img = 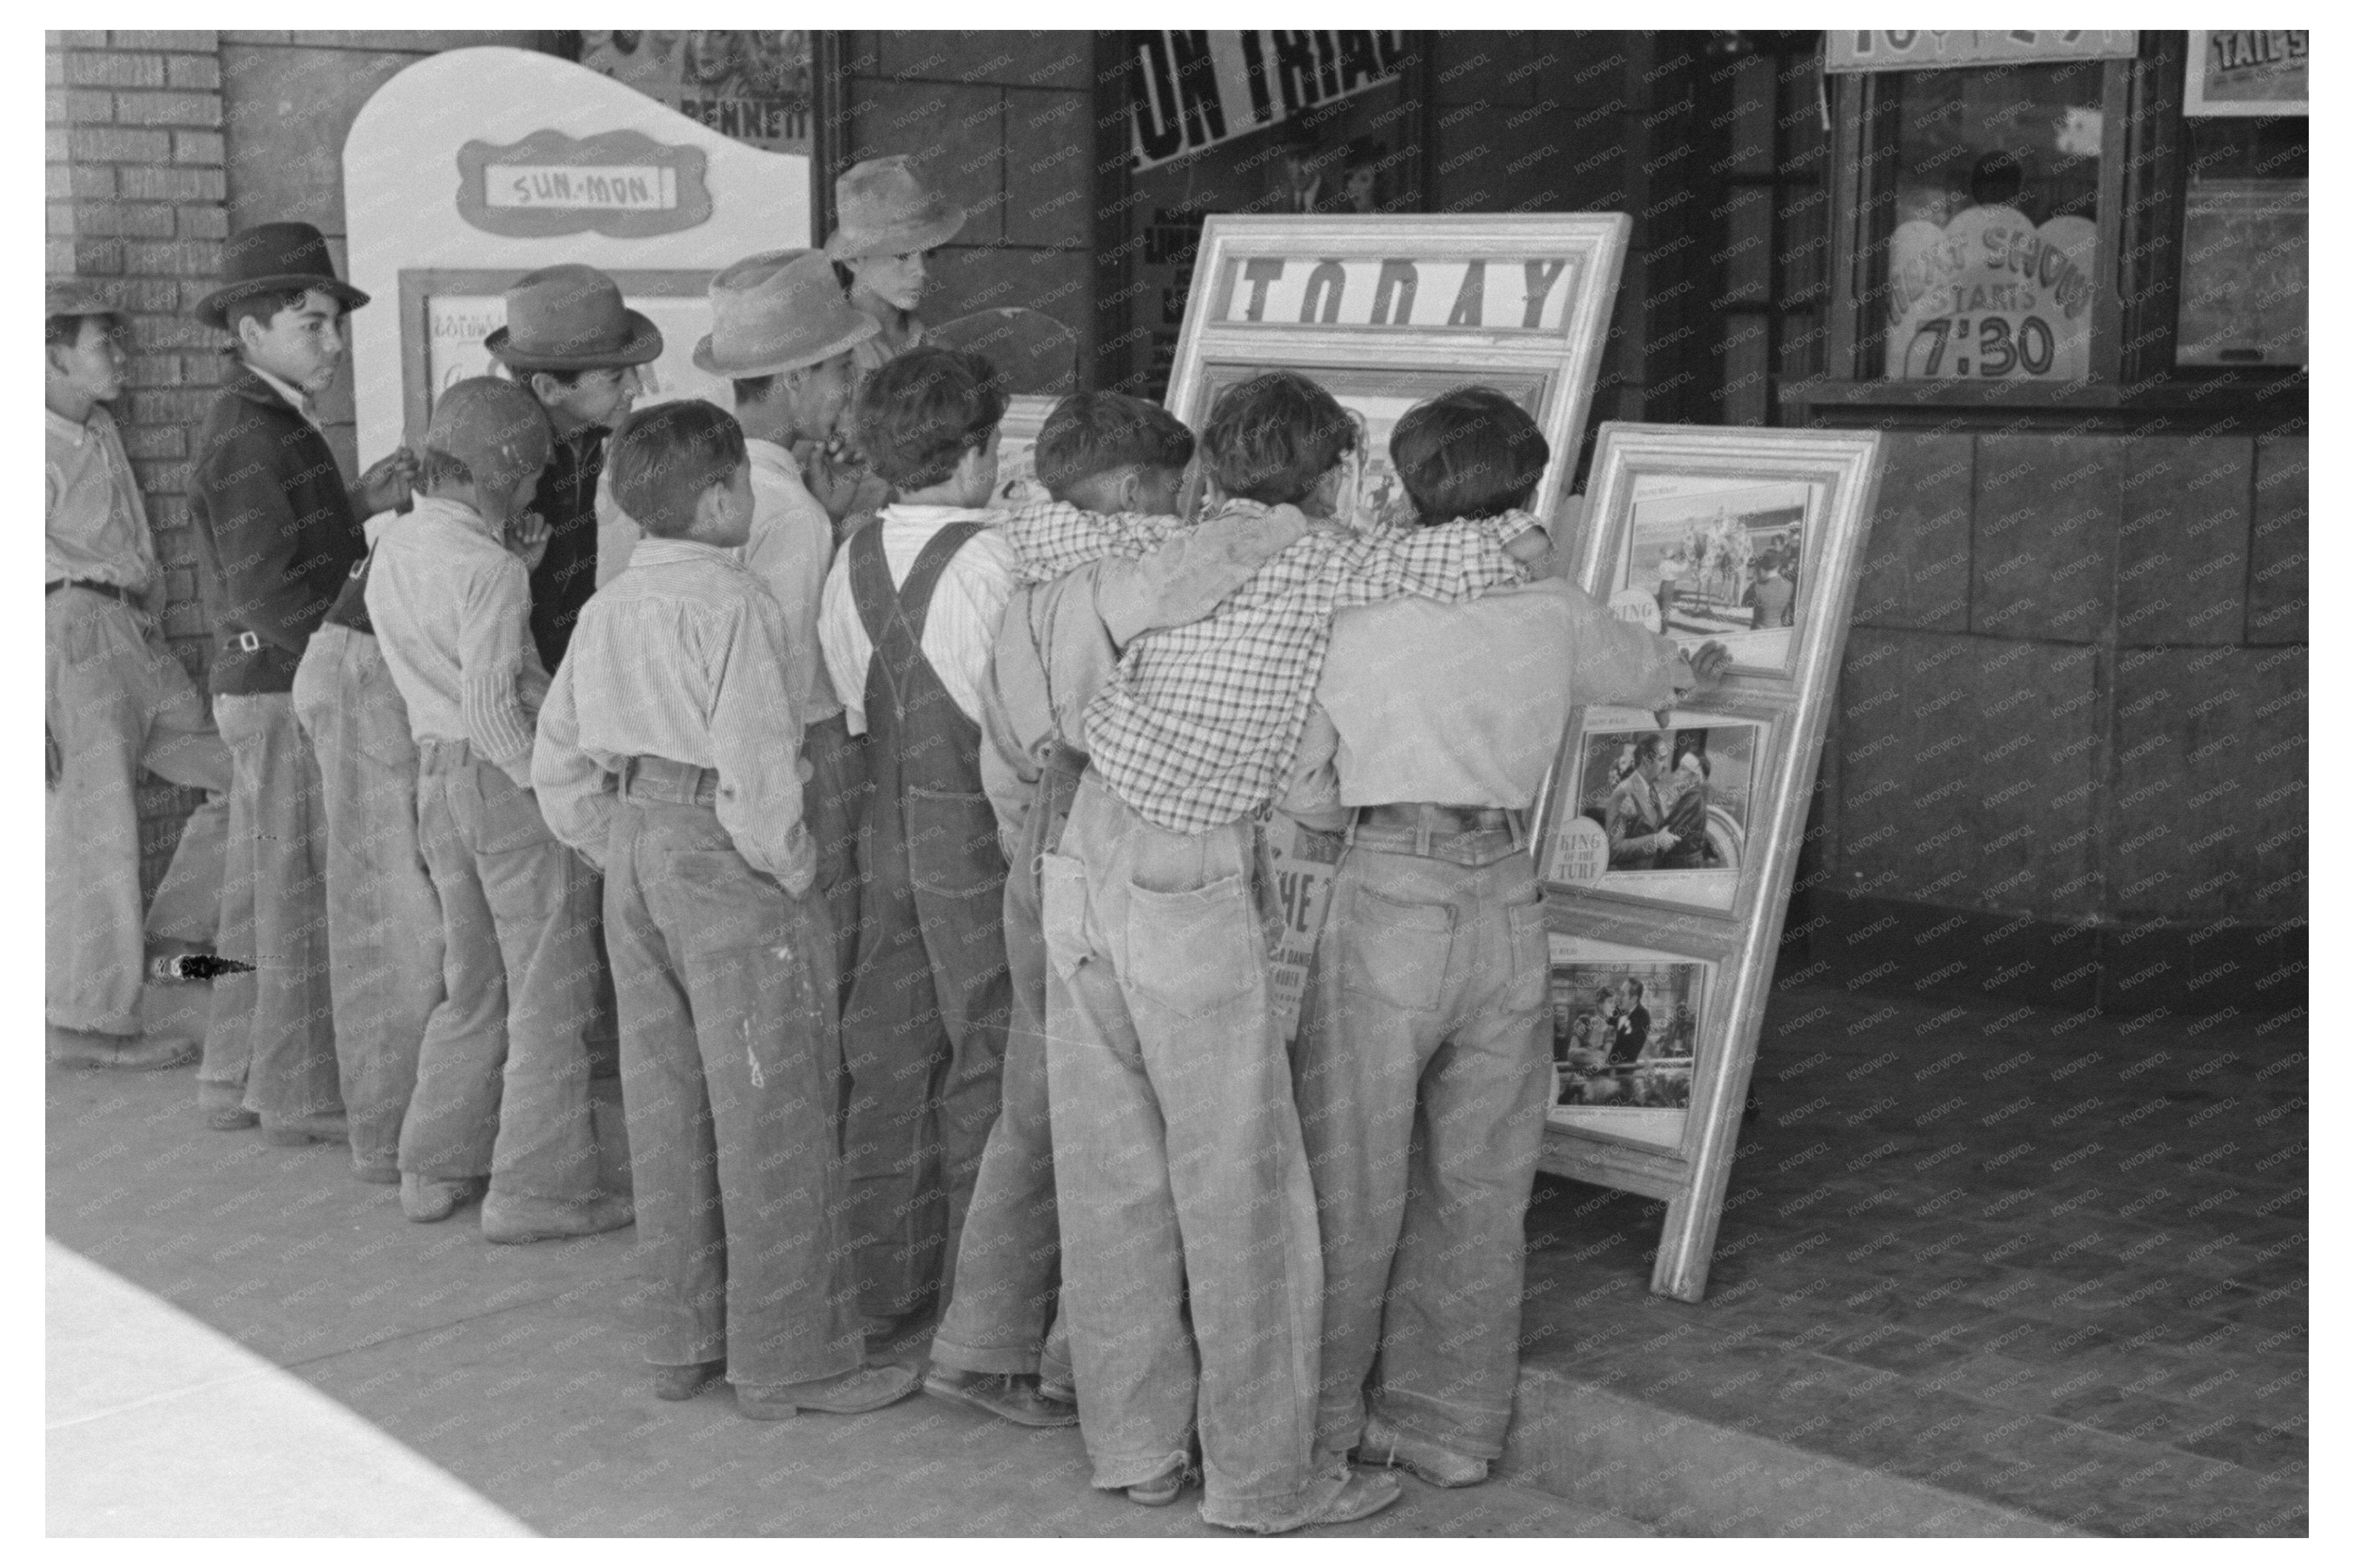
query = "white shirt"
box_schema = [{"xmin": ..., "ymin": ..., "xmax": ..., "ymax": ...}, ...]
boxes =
[
  {"xmin": 744, "ymin": 438, "xmax": 842, "ymax": 723},
  {"xmin": 244, "ymin": 362, "xmax": 320, "ymax": 428},
  {"xmin": 817, "ymin": 504, "xmax": 1016, "ymax": 738}
]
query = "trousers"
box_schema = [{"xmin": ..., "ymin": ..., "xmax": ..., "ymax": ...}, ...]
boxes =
[
  {"xmin": 291, "ymin": 624, "xmax": 443, "ymax": 1172},
  {"xmin": 1294, "ymin": 829, "xmax": 1552, "ymax": 1468},
  {"xmin": 45, "ymin": 588, "xmax": 229, "ymax": 1035},
  {"xmin": 930, "ymin": 748, "xmax": 1084, "ymax": 1385},
  {"xmin": 603, "ymin": 765, "xmax": 860, "ymax": 1386},
  {"xmin": 397, "ymin": 740, "xmax": 607, "ymax": 1204},
  {"xmin": 1043, "ymin": 773, "xmax": 1338, "ymax": 1531},
  {"xmin": 200, "ymin": 690, "xmax": 339, "ymax": 1121}
]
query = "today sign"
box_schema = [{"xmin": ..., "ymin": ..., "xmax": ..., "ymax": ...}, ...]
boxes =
[{"xmin": 1206, "ymin": 255, "xmax": 1584, "ymax": 331}]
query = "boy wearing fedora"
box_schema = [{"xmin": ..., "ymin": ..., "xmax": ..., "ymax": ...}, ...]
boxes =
[
  {"xmin": 816, "ymin": 345, "xmax": 1016, "ymax": 1332},
  {"xmin": 485, "ymin": 263, "xmax": 662, "ymax": 674},
  {"xmin": 827, "ymin": 154, "xmax": 966, "ymax": 378},
  {"xmin": 187, "ymin": 222, "xmax": 415, "ymax": 1141},
  {"xmin": 691, "ymin": 248, "xmax": 878, "ymax": 1003},
  {"xmin": 46, "ymin": 278, "xmax": 233, "ymax": 1070},
  {"xmin": 368, "ymin": 377, "xmax": 632, "ymax": 1243},
  {"xmin": 535, "ymin": 399, "xmax": 918, "ymax": 1420}
]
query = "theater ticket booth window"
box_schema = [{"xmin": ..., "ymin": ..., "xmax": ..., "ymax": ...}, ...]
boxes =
[{"xmin": 1808, "ymin": 32, "xmax": 2306, "ymax": 402}]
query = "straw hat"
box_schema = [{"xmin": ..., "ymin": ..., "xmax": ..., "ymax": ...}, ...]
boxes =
[
  {"xmin": 824, "ymin": 155, "xmax": 966, "ymax": 261},
  {"xmin": 194, "ymin": 222, "xmax": 369, "ymax": 331},
  {"xmin": 692, "ymin": 249, "xmax": 880, "ymax": 377},
  {"xmin": 483, "ymin": 264, "xmax": 663, "ymax": 372}
]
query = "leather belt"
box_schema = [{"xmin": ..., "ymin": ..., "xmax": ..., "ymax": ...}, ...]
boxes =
[
  {"xmin": 1357, "ymin": 802, "xmax": 1519, "ymax": 834},
  {"xmin": 618, "ymin": 754, "xmax": 719, "ymax": 806},
  {"xmin": 1041, "ymin": 737, "xmax": 1090, "ymax": 779},
  {"xmin": 46, "ymin": 579, "xmax": 136, "ymax": 605}
]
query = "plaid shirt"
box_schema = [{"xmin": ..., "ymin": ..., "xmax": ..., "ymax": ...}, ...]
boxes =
[{"xmin": 995, "ymin": 498, "xmax": 1540, "ymax": 833}]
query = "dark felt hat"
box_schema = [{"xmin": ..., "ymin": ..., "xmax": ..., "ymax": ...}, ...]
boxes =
[
  {"xmin": 483, "ymin": 264, "xmax": 664, "ymax": 372},
  {"xmin": 194, "ymin": 222, "xmax": 369, "ymax": 331}
]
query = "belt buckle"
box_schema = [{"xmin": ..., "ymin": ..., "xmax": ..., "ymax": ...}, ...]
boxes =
[{"xmin": 235, "ymin": 630, "xmax": 261, "ymax": 653}]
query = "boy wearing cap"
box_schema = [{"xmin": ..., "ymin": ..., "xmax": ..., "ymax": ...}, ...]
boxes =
[
  {"xmin": 1282, "ymin": 388, "xmax": 1726, "ymax": 1492},
  {"xmin": 187, "ymin": 222, "xmax": 415, "ymax": 1141},
  {"xmin": 816, "ymin": 345, "xmax": 1016, "ymax": 1331},
  {"xmin": 535, "ymin": 399, "xmax": 916, "ymax": 1419},
  {"xmin": 46, "ymin": 279, "xmax": 232, "ymax": 1069},
  {"xmin": 690, "ymin": 248, "xmax": 878, "ymax": 1003},
  {"xmin": 485, "ymin": 263, "xmax": 661, "ymax": 673},
  {"xmin": 368, "ymin": 377, "xmax": 631, "ymax": 1244},
  {"xmin": 925, "ymin": 391, "xmax": 1318, "ymax": 1428}
]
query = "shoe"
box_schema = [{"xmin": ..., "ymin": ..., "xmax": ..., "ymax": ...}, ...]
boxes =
[
  {"xmin": 734, "ymin": 1360, "xmax": 921, "ymax": 1419},
  {"xmin": 261, "ymin": 1111, "xmax": 349, "ymax": 1147},
  {"xmin": 651, "ymin": 1360, "xmax": 727, "ymax": 1401},
  {"xmin": 48, "ymin": 1026, "xmax": 198, "ymax": 1072},
  {"xmin": 1038, "ymin": 1377, "xmax": 1076, "ymax": 1405},
  {"xmin": 1360, "ymin": 1414, "xmax": 1490, "ymax": 1487},
  {"xmin": 352, "ymin": 1161, "xmax": 401, "ymax": 1186},
  {"xmin": 401, "ymin": 1172, "xmax": 488, "ymax": 1223},
  {"xmin": 1301, "ymin": 1470, "xmax": 1403, "ymax": 1529},
  {"xmin": 922, "ymin": 1367, "xmax": 1079, "ymax": 1428},
  {"xmin": 1127, "ymin": 1462, "xmax": 1186, "ymax": 1508},
  {"xmin": 208, "ymin": 1106, "xmax": 260, "ymax": 1132},
  {"xmin": 480, "ymin": 1191, "xmax": 634, "ymax": 1244}
]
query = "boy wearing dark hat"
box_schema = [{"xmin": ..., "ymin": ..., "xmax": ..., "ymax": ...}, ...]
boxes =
[
  {"xmin": 816, "ymin": 345, "xmax": 1016, "ymax": 1332},
  {"xmin": 367, "ymin": 377, "xmax": 631, "ymax": 1244},
  {"xmin": 692, "ymin": 248, "xmax": 878, "ymax": 1002},
  {"xmin": 1281, "ymin": 387, "xmax": 1725, "ymax": 1494},
  {"xmin": 187, "ymin": 222, "xmax": 415, "ymax": 1140},
  {"xmin": 484, "ymin": 263, "xmax": 661, "ymax": 673},
  {"xmin": 46, "ymin": 278, "xmax": 231, "ymax": 1069},
  {"xmin": 534, "ymin": 400, "xmax": 917, "ymax": 1419}
]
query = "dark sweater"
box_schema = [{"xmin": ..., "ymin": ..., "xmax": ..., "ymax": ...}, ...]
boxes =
[
  {"xmin": 188, "ymin": 363, "xmax": 363, "ymax": 695},
  {"xmin": 525, "ymin": 423, "xmax": 608, "ymax": 673}
]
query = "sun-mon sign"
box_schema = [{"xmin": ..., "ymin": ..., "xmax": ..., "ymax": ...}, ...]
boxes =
[
  {"xmin": 1131, "ymin": 31, "xmax": 1405, "ymax": 170},
  {"xmin": 1209, "ymin": 255, "xmax": 1584, "ymax": 331},
  {"xmin": 457, "ymin": 128, "xmax": 713, "ymax": 239}
]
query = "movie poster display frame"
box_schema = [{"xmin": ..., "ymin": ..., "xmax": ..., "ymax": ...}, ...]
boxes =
[
  {"xmin": 1161, "ymin": 214, "xmax": 1631, "ymax": 528},
  {"xmin": 1533, "ymin": 424, "xmax": 1884, "ymax": 1301}
]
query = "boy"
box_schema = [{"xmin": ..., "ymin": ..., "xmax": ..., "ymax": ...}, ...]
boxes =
[
  {"xmin": 46, "ymin": 278, "xmax": 230, "ymax": 1069},
  {"xmin": 1283, "ymin": 387, "xmax": 1728, "ymax": 1490},
  {"xmin": 289, "ymin": 515, "xmax": 444, "ymax": 1184},
  {"xmin": 367, "ymin": 377, "xmax": 630, "ymax": 1244},
  {"xmin": 534, "ymin": 400, "xmax": 916, "ymax": 1418},
  {"xmin": 692, "ymin": 248, "xmax": 877, "ymax": 1003},
  {"xmin": 927, "ymin": 392, "xmax": 1317, "ymax": 1428},
  {"xmin": 1027, "ymin": 370, "xmax": 1545, "ymax": 1533},
  {"xmin": 187, "ymin": 222, "xmax": 413, "ymax": 1141},
  {"xmin": 816, "ymin": 346, "xmax": 1016, "ymax": 1332}
]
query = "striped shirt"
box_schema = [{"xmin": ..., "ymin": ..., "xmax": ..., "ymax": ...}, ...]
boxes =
[
  {"xmin": 998, "ymin": 498, "xmax": 1541, "ymax": 834},
  {"xmin": 364, "ymin": 495, "xmax": 547, "ymax": 786}
]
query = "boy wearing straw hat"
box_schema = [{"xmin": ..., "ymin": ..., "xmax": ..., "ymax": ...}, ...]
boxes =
[
  {"xmin": 690, "ymin": 248, "xmax": 879, "ymax": 1004},
  {"xmin": 186, "ymin": 222, "xmax": 415, "ymax": 1142},
  {"xmin": 46, "ymin": 278, "xmax": 233, "ymax": 1071}
]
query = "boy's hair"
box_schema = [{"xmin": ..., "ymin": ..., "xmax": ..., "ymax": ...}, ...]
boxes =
[
  {"xmin": 47, "ymin": 314, "xmax": 105, "ymax": 349},
  {"xmin": 852, "ymin": 345, "xmax": 1006, "ymax": 488},
  {"xmin": 523, "ymin": 366, "xmax": 591, "ymax": 394},
  {"xmin": 608, "ymin": 399, "xmax": 748, "ymax": 540},
  {"xmin": 1389, "ymin": 387, "xmax": 1549, "ymax": 523},
  {"xmin": 732, "ymin": 374, "xmax": 780, "ymax": 405},
  {"xmin": 1198, "ymin": 370, "xmax": 1355, "ymax": 506},
  {"xmin": 1032, "ymin": 391, "xmax": 1195, "ymax": 498},
  {"xmin": 221, "ymin": 288, "xmax": 314, "ymax": 341}
]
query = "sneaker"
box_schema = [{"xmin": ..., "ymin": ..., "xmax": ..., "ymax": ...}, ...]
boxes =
[
  {"xmin": 1360, "ymin": 1414, "xmax": 1490, "ymax": 1487},
  {"xmin": 1217, "ymin": 1470, "xmax": 1403, "ymax": 1535},
  {"xmin": 48, "ymin": 1026, "xmax": 198, "ymax": 1072},
  {"xmin": 208, "ymin": 1106, "xmax": 260, "ymax": 1132},
  {"xmin": 922, "ymin": 1367, "xmax": 1079, "ymax": 1428},
  {"xmin": 735, "ymin": 1360, "xmax": 921, "ymax": 1420},
  {"xmin": 651, "ymin": 1360, "xmax": 727, "ymax": 1401},
  {"xmin": 480, "ymin": 1191, "xmax": 634, "ymax": 1245},
  {"xmin": 401, "ymin": 1172, "xmax": 488, "ymax": 1223},
  {"xmin": 261, "ymin": 1111, "xmax": 349, "ymax": 1147},
  {"xmin": 1126, "ymin": 1462, "xmax": 1187, "ymax": 1508}
]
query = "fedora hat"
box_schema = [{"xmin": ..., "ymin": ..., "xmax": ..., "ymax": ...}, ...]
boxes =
[
  {"xmin": 483, "ymin": 264, "xmax": 663, "ymax": 372},
  {"xmin": 824, "ymin": 155, "xmax": 965, "ymax": 261},
  {"xmin": 47, "ymin": 277, "xmax": 128, "ymax": 331},
  {"xmin": 693, "ymin": 249, "xmax": 879, "ymax": 378},
  {"xmin": 194, "ymin": 222, "xmax": 369, "ymax": 331}
]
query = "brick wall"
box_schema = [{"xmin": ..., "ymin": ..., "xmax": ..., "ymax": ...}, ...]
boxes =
[
  {"xmin": 47, "ymin": 29, "xmax": 230, "ymax": 895},
  {"xmin": 831, "ymin": 31, "xmax": 1097, "ymax": 375}
]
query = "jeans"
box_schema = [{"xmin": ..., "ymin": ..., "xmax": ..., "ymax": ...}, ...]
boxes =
[
  {"xmin": 201, "ymin": 691, "xmax": 339, "ymax": 1121},
  {"xmin": 603, "ymin": 767, "xmax": 860, "ymax": 1387},
  {"xmin": 397, "ymin": 740, "xmax": 607, "ymax": 1204},
  {"xmin": 1043, "ymin": 773, "xmax": 1337, "ymax": 1531},
  {"xmin": 930, "ymin": 751, "xmax": 1083, "ymax": 1385},
  {"xmin": 1294, "ymin": 829, "xmax": 1553, "ymax": 1469},
  {"xmin": 291, "ymin": 624, "xmax": 443, "ymax": 1171},
  {"xmin": 45, "ymin": 588, "xmax": 229, "ymax": 1034}
]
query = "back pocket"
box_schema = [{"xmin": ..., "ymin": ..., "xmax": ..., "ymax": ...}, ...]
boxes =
[
  {"xmin": 1124, "ymin": 873, "xmax": 1261, "ymax": 1021},
  {"xmin": 1339, "ymin": 885, "xmax": 1454, "ymax": 1014}
]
